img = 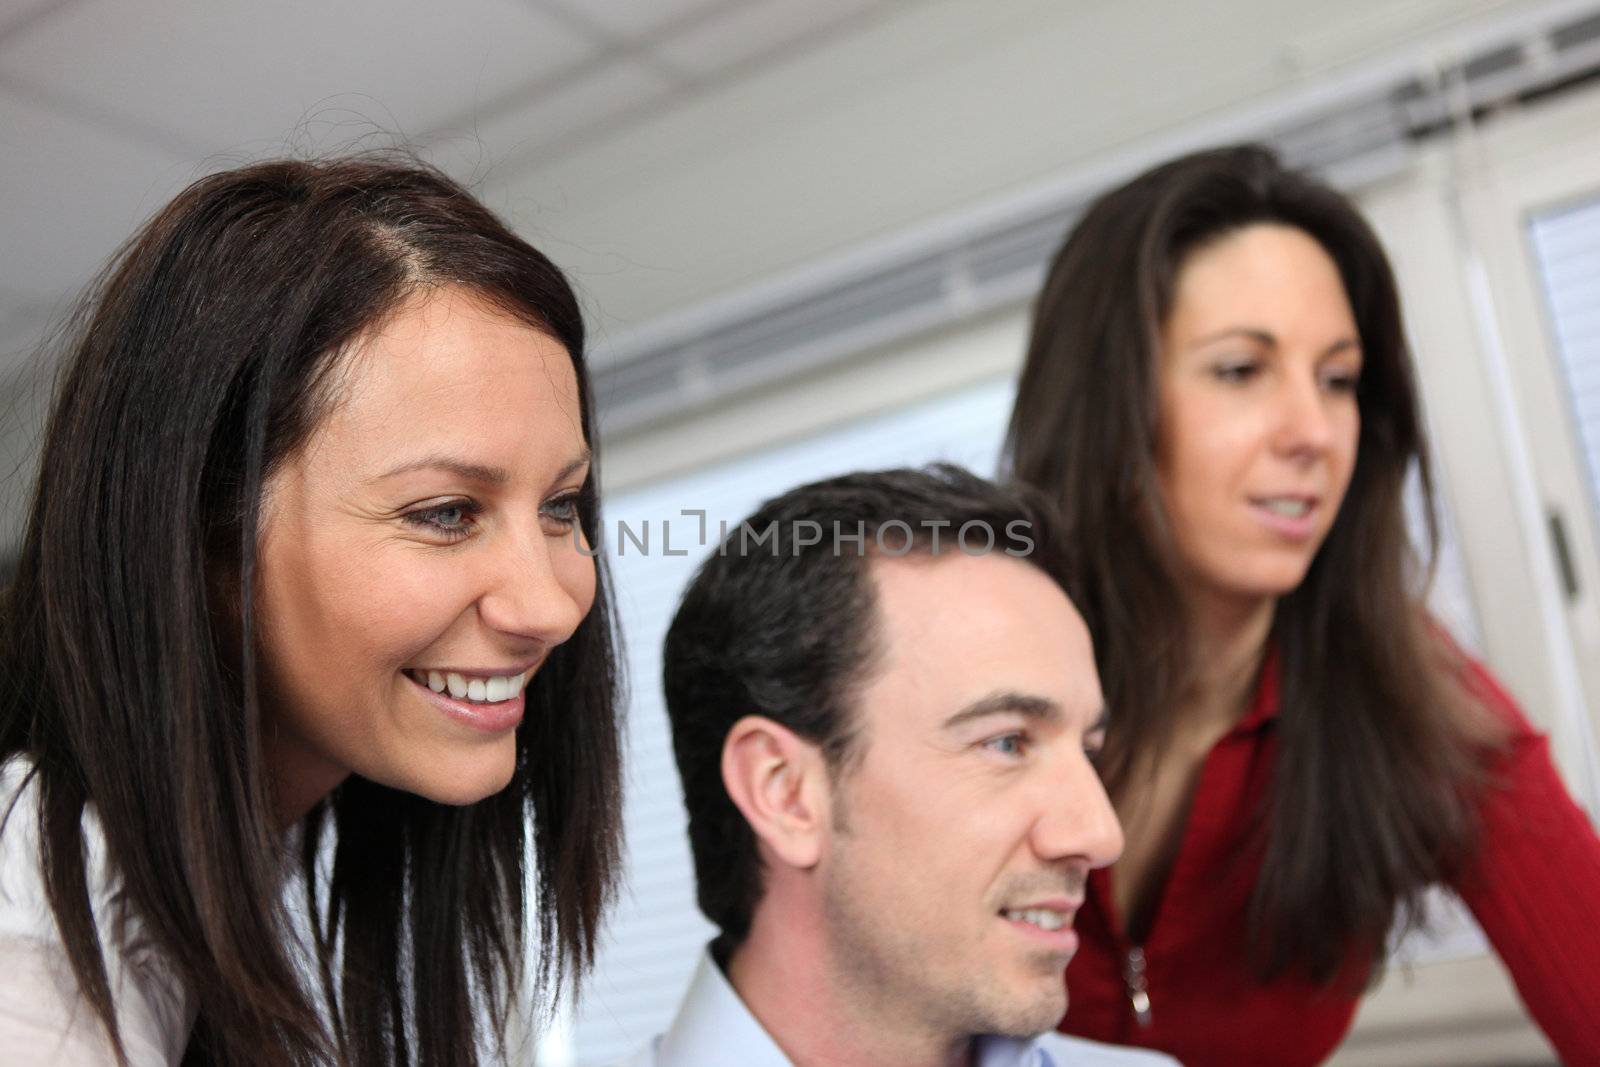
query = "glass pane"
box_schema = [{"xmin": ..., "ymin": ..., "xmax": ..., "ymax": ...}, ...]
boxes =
[{"xmin": 1528, "ymin": 194, "xmax": 1600, "ymax": 535}]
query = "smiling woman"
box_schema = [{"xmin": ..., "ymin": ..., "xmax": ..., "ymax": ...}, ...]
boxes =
[
  {"xmin": 0, "ymin": 157, "xmax": 622, "ymax": 1066},
  {"xmin": 255, "ymin": 287, "xmax": 598, "ymax": 820}
]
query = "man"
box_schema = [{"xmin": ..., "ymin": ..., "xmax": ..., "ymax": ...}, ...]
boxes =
[{"xmin": 624, "ymin": 466, "xmax": 1176, "ymax": 1067}]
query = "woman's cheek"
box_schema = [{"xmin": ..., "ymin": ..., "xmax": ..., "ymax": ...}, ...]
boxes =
[{"xmin": 555, "ymin": 540, "xmax": 598, "ymax": 626}]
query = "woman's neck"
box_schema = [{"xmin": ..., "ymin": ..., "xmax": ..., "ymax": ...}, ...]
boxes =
[
  {"xmin": 263, "ymin": 724, "xmax": 349, "ymax": 831},
  {"xmin": 1179, "ymin": 590, "xmax": 1275, "ymax": 738}
]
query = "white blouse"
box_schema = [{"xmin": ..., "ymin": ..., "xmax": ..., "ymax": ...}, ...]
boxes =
[{"xmin": 0, "ymin": 758, "xmax": 196, "ymax": 1065}]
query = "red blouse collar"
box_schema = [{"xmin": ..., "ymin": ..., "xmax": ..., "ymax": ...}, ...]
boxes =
[{"xmin": 1233, "ymin": 643, "xmax": 1282, "ymax": 735}]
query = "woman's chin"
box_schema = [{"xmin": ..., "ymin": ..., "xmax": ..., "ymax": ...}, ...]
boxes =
[
  {"xmin": 1213, "ymin": 554, "xmax": 1320, "ymax": 603},
  {"xmin": 409, "ymin": 746, "xmax": 519, "ymax": 806}
]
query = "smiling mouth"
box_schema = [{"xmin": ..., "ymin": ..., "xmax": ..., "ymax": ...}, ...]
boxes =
[
  {"xmin": 1251, "ymin": 496, "xmax": 1316, "ymax": 519},
  {"xmin": 999, "ymin": 905, "xmax": 1077, "ymax": 932},
  {"xmin": 404, "ymin": 667, "xmax": 534, "ymax": 704}
]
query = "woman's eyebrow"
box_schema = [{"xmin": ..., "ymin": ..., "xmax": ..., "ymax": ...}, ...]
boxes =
[
  {"xmin": 373, "ymin": 455, "xmax": 508, "ymax": 485},
  {"xmin": 1190, "ymin": 326, "xmax": 1276, "ymax": 349},
  {"xmin": 1188, "ymin": 328, "xmax": 1360, "ymax": 358},
  {"xmin": 553, "ymin": 448, "xmax": 593, "ymax": 483},
  {"xmin": 370, "ymin": 447, "xmax": 591, "ymax": 487}
]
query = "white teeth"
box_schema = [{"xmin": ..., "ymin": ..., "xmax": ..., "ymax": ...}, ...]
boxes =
[
  {"xmin": 1003, "ymin": 908, "xmax": 1066, "ymax": 932},
  {"xmin": 1260, "ymin": 498, "xmax": 1310, "ymax": 518},
  {"xmin": 412, "ymin": 668, "xmax": 530, "ymax": 704}
]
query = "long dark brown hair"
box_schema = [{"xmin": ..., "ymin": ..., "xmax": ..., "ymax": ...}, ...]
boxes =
[
  {"xmin": 1005, "ymin": 144, "xmax": 1503, "ymax": 983},
  {"xmin": 0, "ymin": 156, "xmax": 623, "ymax": 1064}
]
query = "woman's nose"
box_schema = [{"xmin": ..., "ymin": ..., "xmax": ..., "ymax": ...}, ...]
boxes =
[
  {"xmin": 1271, "ymin": 371, "xmax": 1338, "ymax": 459},
  {"xmin": 477, "ymin": 528, "xmax": 593, "ymax": 645}
]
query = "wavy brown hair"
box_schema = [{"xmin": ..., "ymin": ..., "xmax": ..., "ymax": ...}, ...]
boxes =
[
  {"xmin": 1005, "ymin": 144, "xmax": 1504, "ymax": 983},
  {"xmin": 0, "ymin": 156, "xmax": 623, "ymax": 1064}
]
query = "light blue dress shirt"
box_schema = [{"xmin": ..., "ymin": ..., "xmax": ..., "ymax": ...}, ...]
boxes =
[{"xmin": 614, "ymin": 950, "xmax": 1179, "ymax": 1067}]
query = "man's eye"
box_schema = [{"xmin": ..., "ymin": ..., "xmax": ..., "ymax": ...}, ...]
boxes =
[
  {"xmin": 983, "ymin": 733, "xmax": 1027, "ymax": 758},
  {"xmin": 402, "ymin": 500, "xmax": 479, "ymax": 540}
]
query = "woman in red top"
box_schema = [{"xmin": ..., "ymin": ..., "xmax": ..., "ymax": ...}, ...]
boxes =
[{"xmin": 1005, "ymin": 144, "xmax": 1600, "ymax": 1065}]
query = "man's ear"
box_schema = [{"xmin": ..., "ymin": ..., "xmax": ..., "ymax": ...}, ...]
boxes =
[{"xmin": 721, "ymin": 715, "xmax": 830, "ymax": 871}]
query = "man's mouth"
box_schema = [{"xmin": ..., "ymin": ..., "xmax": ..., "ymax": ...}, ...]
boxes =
[{"xmin": 999, "ymin": 905, "xmax": 1075, "ymax": 932}]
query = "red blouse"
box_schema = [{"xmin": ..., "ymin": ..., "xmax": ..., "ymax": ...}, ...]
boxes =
[{"xmin": 1059, "ymin": 651, "xmax": 1600, "ymax": 1065}]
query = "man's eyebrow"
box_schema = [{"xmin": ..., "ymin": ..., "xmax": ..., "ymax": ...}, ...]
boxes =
[
  {"xmin": 371, "ymin": 447, "xmax": 591, "ymax": 487},
  {"xmin": 941, "ymin": 691, "xmax": 1061, "ymax": 731}
]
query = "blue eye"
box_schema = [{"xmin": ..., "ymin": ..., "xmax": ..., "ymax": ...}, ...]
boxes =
[
  {"xmin": 402, "ymin": 500, "xmax": 479, "ymax": 541},
  {"xmin": 984, "ymin": 733, "xmax": 1028, "ymax": 758},
  {"xmin": 541, "ymin": 492, "xmax": 582, "ymax": 530}
]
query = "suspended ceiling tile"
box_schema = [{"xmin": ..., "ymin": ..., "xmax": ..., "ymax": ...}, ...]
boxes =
[
  {"xmin": 0, "ymin": 0, "xmax": 600, "ymax": 156},
  {"xmin": 0, "ymin": 92, "xmax": 192, "ymax": 311},
  {"xmin": 653, "ymin": 0, "xmax": 876, "ymax": 77},
  {"xmin": 480, "ymin": 58, "xmax": 674, "ymax": 170},
  {"xmin": 0, "ymin": 0, "xmax": 71, "ymax": 46},
  {"xmin": 550, "ymin": 0, "xmax": 733, "ymax": 42}
]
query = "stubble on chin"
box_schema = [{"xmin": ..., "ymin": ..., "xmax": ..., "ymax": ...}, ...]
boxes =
[
  {"xmin": 820, "ymin": 873, "xmax": 1066, "ymax": 1044},
  {"xmin": 984, "ymin": 952, "xmax": 1069, "ymax": 1037}
]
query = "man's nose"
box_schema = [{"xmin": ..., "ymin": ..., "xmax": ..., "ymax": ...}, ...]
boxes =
[{"xmin": 1031, "ymin": 755, "xmax": 1124, "ymax": 870}]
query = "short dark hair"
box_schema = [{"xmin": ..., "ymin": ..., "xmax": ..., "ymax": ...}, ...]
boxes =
[{"xmin": 662, "ymin": 464, "xmax": 1066, "ymax": 951}]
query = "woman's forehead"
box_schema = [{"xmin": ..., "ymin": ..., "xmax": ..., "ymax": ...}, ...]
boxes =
[{"xmin": 297, "ymin": 288, "xmax": 585, "ymax": 482}]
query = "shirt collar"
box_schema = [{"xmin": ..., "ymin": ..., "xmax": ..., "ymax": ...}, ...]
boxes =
[
  {"xmin": 975, "ymin": 1033, "xmax": 1055, "ymax": 1067},
  {"xmin": 653, "ymin": 950, "xmax": 794, "ymax": 1067},
  {"xmin": 653, "ymin": 949, "xmax": 1071, "ymax": 1067}
]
